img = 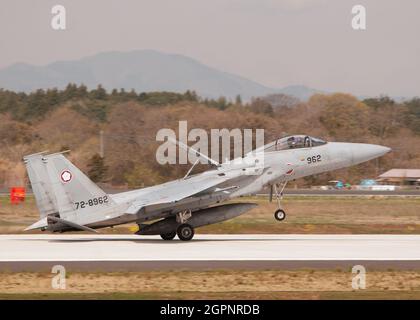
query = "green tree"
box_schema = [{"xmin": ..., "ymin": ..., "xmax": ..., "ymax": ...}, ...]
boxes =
[
  {"xmin": 404, "ymin": 98, "xmax": 420, "ymax": 135},
  {"xmin": 77, "ymin": 84, "xmax": 88, "ymax": 98},
  {"xmin": 63, "ymin": 83, "xmax": 78, "ymax": 100},
  {"xmin": 184, "ymin": 90, "xmax": 198, "ymax": 102},
  {"xmin": 125, "ymin": 163, "xmax": 163, "ymax": 187},
  {"xmin": 87, "ymin": 153, "xmax": 108, "ymax": 182},
  {"xmin": 248, "ymin": 98, "xmax": 273, "ymax": 116},
  {"xmin": 216, "ymin": 96, "xmax": 228, "ymax": 110},
  {"xmin": 363, "ymin": 96, "xmax": 395, "ymax": 110},
  {"xmin": 90, "ymin": 84, "xmax": 107, "ymax": 100}
]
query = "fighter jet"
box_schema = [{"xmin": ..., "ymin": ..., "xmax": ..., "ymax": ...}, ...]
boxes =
[{"xmin": 24, "ymin": 135, "xmax": 390, "ymax": 240}]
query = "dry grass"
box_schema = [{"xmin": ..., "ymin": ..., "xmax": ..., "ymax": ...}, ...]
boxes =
[
  {"xmin": 202, "ymin": 196, "xmax": 420, "ymax": 234},
  {"xmin": 1, "ymin": 195, "xmax": 420, "ymax": 234},
  {"xmin": 2, "ymin": 291, "xmax": 420, "ymax": 300},
  {"xmin": 0, "ymin": 269, "xmax": 419, "ymax": 299}
]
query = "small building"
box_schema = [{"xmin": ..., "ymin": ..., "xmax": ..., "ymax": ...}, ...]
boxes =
[{"xmin": 377, "ymin": 169, "xmax": 420, "ymax": 186}]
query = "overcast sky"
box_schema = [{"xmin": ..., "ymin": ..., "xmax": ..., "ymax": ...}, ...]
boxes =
[{"xmin": 0, "ymin": 0, "xmax": 419, "ymax": 97}]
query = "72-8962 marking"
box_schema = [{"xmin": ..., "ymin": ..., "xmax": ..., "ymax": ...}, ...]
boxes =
[{"xmin": 75, "ymin": 196, "xmax": 108, "ymax": 209}]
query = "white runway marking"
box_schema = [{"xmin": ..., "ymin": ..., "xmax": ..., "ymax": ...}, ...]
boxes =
[{"xmin": 1, "ymin": 234, "xmax": 419, "ymax": 261}]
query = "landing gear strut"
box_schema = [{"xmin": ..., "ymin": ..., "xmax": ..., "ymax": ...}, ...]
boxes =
[
  {"xmin": 176, "ymin": 210, "xmax": 195, "ymax": 241},
  {"xmin": 270, "ymin": 182, "xmax": 287, "ymax": 221}
]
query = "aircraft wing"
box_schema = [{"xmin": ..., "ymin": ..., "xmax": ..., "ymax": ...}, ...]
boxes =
[{"xmin": 123, "ymin": 172, "xmax": 233, "ymax": 214}]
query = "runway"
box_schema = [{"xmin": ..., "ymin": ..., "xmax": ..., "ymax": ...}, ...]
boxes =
[
  {"xmin": 280, "ymin": 189, "xmax": 420, "ymax": 196},
  {"xmin": 1, "ymin": 234, "xmax": 420, "ymax": 271},
  {"xmin": 256, "ymin": 189, "xmax": 420, "ymax": 197}
]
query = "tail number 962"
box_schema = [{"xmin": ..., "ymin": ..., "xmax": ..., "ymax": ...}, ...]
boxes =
[
  {"xmin": 75, "ymin": 196, "xmax": 109, "ymax": 209},
  {"xmin": 307, "ymin": 155, "xmax": 321, "ymax": 164}
]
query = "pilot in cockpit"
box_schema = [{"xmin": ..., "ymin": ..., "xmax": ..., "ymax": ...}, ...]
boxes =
[
  {"xmin": 286, "ymin": 136, "xmax": 297, "ymax": 148},
  {"xmin": 287, "ymin": 136, "xmax": 303, "ymax": 149}
]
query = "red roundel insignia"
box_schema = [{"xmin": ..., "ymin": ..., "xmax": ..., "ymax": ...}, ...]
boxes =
[{"xmin": 60, "ymin": 170, "xmax": 72, "ymax": 183}]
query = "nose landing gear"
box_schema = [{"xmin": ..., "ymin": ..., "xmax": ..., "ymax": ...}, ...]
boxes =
[
  {"xmin": 270, "ymin": 182, "xmax": 288, "ymax": 222},
  {"xmin": 274, "ymin": 209, "xmax": 286, "ymax": 221}
]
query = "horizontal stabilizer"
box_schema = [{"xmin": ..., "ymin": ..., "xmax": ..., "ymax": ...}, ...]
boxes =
[
  {"xmin": 47, "ymin": 216, "xmax": 99, "ymax": 233},
  {"xmin": 24, "ymin": 217, "xmax": 48, "ymax": 231}
]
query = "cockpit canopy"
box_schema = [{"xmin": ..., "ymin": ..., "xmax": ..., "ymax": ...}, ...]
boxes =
[{"xmin": 259, "ymin": 135, "xmax": 327, "ymax": 152}]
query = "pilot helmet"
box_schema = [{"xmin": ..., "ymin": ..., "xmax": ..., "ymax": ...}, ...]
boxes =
[{"xmin": 287, "ymin": 136, "xmax": 296, "ymax": 147}]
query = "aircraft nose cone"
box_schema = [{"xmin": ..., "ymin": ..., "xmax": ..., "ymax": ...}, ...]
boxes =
[
  {"xmin": 352, "ymin": 143, "xmax": 391, "ymax": 164},
  {"xmin": 375, "ymin": 145, "xmax": 392, "ymax": 156}
]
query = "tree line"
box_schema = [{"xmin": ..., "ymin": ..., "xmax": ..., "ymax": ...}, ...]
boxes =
[{"xmin": 0, "ymin": 84, "xmax": 419, "ymax": 188}]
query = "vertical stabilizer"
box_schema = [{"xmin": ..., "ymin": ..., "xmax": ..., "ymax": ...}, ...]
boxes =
[
  {"xmin": 23, "ymin": 153, "xmax": 58, "ymax": 218},
  {"xmin": 42, "ymin": 153, "xmax": 115, "ymax": 219}
]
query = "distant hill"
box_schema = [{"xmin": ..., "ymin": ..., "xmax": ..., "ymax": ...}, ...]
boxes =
[
  {"xmin": 0, "ymin": 50, "xmax": 320, "ymax": 101},
  {"xmin": 278, "ymin": 85, "xmax": 324, "ymax": 101}
]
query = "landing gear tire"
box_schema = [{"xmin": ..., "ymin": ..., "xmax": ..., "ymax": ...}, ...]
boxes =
[
  {"xmin": 274, "ymin": 209, "xmax": 286, "ymax": 221},
  {"xmin": 160, "ymin": 231, "xmax": 176, "ymax": 240},
  {"xmin": 176, "ymin": 223, "xmax": 195, "ymax": 241}
]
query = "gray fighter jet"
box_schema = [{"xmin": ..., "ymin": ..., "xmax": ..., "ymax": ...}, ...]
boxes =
[{"xmin": 24, "ymin": 135, "xmax": 390, "ymax": 240}]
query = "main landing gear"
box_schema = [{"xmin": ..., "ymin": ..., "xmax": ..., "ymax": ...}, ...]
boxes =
[
  {"xmin": 270, "ymin": 182, "xmax": 287, "ymax": 221},
  {"xmin": 160, "ymin": 231, "xmax": 176, "ymax": 240},
  {"xmin": 159, "ymin": 210, "xmax": 195, "ymax": 241},
  {"xmin": 160, "ymin": 225, "xmax": 195, "ymax": 241},
  {"xmin": 176, "ymin": 223, "xmax": 195, "ymax": 241}
]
